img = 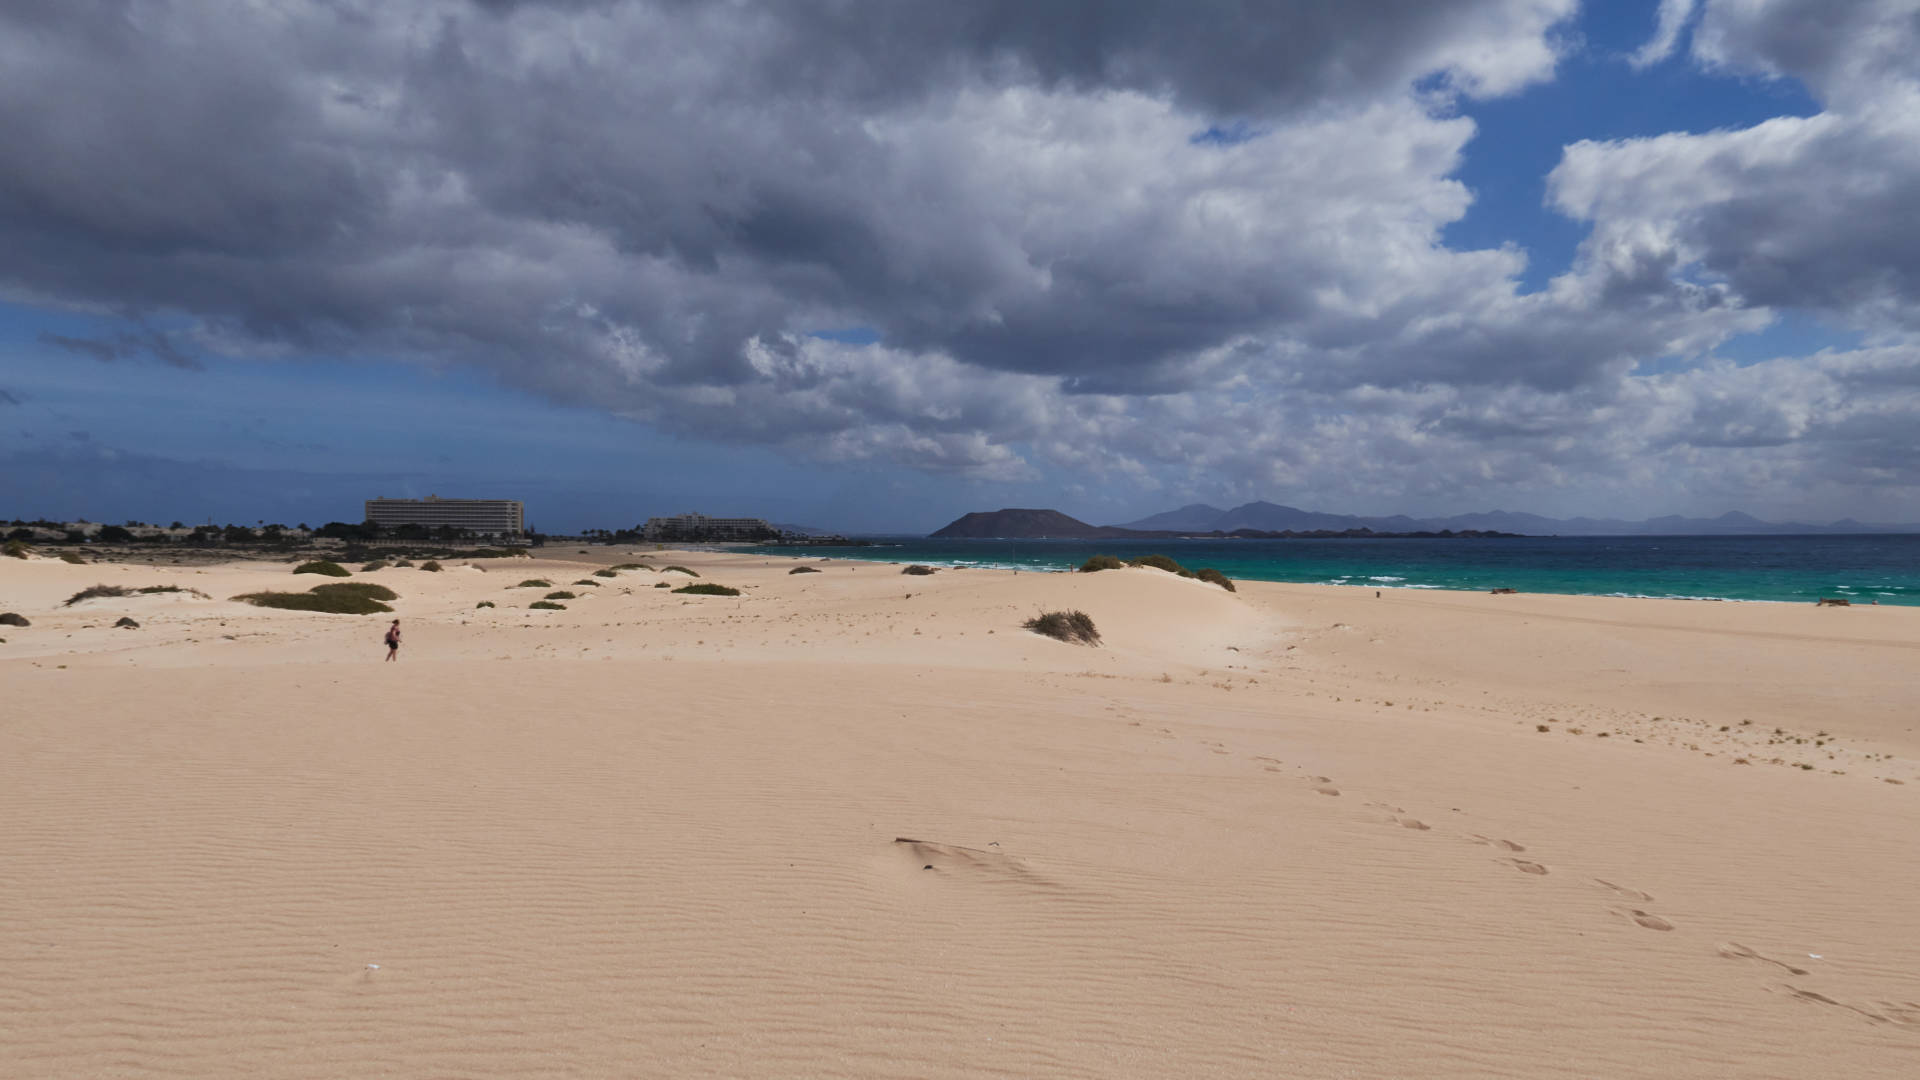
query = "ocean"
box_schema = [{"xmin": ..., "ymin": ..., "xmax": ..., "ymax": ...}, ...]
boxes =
[{"xmin": 744, "ymin": 533, "xmax": 1920, "ymax": 606}]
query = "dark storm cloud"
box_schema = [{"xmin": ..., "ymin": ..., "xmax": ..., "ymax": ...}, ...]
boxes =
[
  {"xmin": 37, "ymin": 329, "xmax": 201, "ymax": 369},
  {"xmin": 38, "ymin": 333, "xmax": 123, "ymax": 364},
  {"xmin": 0, "ymin": 1, "xmax": 1572, "ymax": 400}
]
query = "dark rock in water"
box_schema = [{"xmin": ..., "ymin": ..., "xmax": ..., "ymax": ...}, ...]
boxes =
[
  {"xmin": 115, "ymin": 616, "xmax": 140, "ymax": 628},
  {"xmin": 0, "ymin": 612, "xmax": 28, "ymax": 627}
]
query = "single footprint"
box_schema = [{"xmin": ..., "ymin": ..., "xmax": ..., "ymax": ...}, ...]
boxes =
[
  {"xmin": 1717, "ymin": 942, "xmax": 1808, "ymax": 976},
  {"xmin": 1470, "ymin": 835, "xmax": 1526, "ymax": 852},
  {"xmin": 1501, "ymin": 857, "xmax": 1549, "ymax": 875},
  {"xmin": 1592, "ymin": 878, "xmax": 1654, "ymax": 903},
  {"xmin": 1395, "ymin": 817, "xmax": 1431, "ymax": 830},
  {"xmin": 1315, "ymin": 786, "xmax": 1341, "ymax": 796},
  {"xmin": 1616, "ymin": 908, "xmax": 1674, "ymax": 931}
]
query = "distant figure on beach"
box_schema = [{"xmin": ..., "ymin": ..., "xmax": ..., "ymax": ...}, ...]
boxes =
[{"xmin": 384, "ymin": 619, "xmax": 401, "ymax": 661}]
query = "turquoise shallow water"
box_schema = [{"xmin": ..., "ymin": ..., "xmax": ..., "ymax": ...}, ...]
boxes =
[{"xmin": 745, "ymin": 534, "xmax": 1920, "ymax": 606}]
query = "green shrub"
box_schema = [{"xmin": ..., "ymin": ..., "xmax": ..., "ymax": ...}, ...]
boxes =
[
  {"xmin": 902, "ymin": 564, "xmax": 937, "ymax": 576},
  {"xmin": 515, "ymin": 579, "xmax": 553, "ymax": 588},
  {"xmin": 1194, "ymin": 567, "xmax": 1236, "ymax": 592},
  {"xmin": 476, "ymin": 600, "xmax": 496, "ymax": 609},
  {"xmin": 1024, "ymin": 610, "xmax": 1100, "ymax": 645},
  {"xmin": 64, "ymin": 584, "xmax": 210, "ymax": 606},
  {"xmin": 674, "ymin": 583, "xmax": 740, "ymax": 596},
  {"xmin": 611, "ymin": 563, "xmax": 649, "ymax": 571},
  {"xmin": 419, "ymin": 560, "xmax": 443, "ymax": 572},
  {"xmin": 293, "ymin": 560, "xmax": 351, "ymax": 577},
  {"xmin": 360, "ymin": 561, "xmax": 389, "ymax": 572},
  {"xmin": 572, "ymin": 578, "xmax": 602, "ymax": 587},
  {"xmin": 234, "ymin": 589, "xmax": 392, "ymax": 614},
  {"xmin": 60, "ymin": 551, "xmax": 87, "ymax": 565},
  {"xmin": 1127, "ymin": 554, "xmax": 1186, "ymax": 575},
  {"xmin": 661, "ymin": 565, "xmax": 698, "ymax": 577},
  {"xmin": 593, "ymin": 568, "xmax": 618, "ymax": 578},
  {"xmin": 789, "ymin": 565, "xmax": 822, "ymax": 574},
  {"xmin": 310, "ymin": 582, "xmax": 399, "ymax": 602},
  {"xmin": 544, "ymin": 590, "xmax": 577, "ymax": 600},
  {"xmin": 654, "ymin": 582, "xmax": 671, "ymax": 589},
  {"xmin": 4, "ymin": 540, "xmax": 30, "ymax": 559},
  {"xmin": 393, "ymin": 559, "xmax": 415, "ymax": 568},
  {"xmin": 1078, "ymin": 554, "xmax": 1125, "ymax": 572},
  {"xmin": 530, "ymin": 600, "xmax": 566, "ymax": 610}
]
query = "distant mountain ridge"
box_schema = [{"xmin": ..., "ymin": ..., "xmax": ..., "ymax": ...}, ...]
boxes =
[
  {"xmin": 929, "ymin": 508, "xmax": 1147, "ymax": 539},
  {"xmin": 927, "ymin": 507, "xmax": 1517, "ymax": 540},
  {"xmin": 1113, "ymin": 501, "xmax": 1920, "ymax": 536}
]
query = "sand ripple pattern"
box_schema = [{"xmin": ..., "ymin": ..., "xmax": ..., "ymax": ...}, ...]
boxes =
[{"xmin": 5, "ymin": 659, "xmax": 1917, "ymax": 1079}]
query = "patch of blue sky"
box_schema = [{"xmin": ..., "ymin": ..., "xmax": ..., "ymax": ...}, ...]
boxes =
[
  {"xmin": 0, "ymin": 301, "xmax": 853, "ymax": 527},
  {"xmin": 1440, "ymin": 0, "xmax": 1819, "ymax": 293},
  {"xmin": 1190, "ymin": 121, "xmax": 1260, "ymax": 147}
]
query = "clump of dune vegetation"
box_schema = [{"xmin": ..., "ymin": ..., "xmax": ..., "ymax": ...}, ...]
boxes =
[
  {"xmin": 674, "ymin": 583, "xmax": 740, "ymax": 596},
  {"xmin": 572, "ymin": 578, "xmax": 601, "ymax": 587},
  {"xmin": 654, "ymin": 581, "xmax": 671, "ymax": 589},
  {"xmin": 1116, "ymin": 553, "xmax": 1235, "ymax": 591},
  {"xmin": 544, "ymin": 590, "xmax": 577, "ymax": 600},
  {"xmin": 64, "ymin": 584, "xmax": 210, "ymax": 606},
  {"xmin": 419, "ymin": 560, "xmax": 443, "ymax": 572},
  {"xmin": 901, "ymin": 564, "xmax": 938, "ymax": 576},
  {"xmin": 393, "ymin": 559, "xmax": 415, "ymax": 568},
  {"xmin": 1194, "ymin": 567, "xmax": 1235, "ymax": 592},
  {"xmin": 293, "ymin": 560, "xmax": 351, "ymax": 577},
  {"xmin": 59, "ymin": 551, "xmax": 87, "ymax": 565},
  {"xmin": 4, "ymin": 540, "xmax": 31, "ymax": 559},
  {"xmin": 530, "ymin": 600, "xmax": 567, "ymax": 610},
  {"xmin": 611, "ymin": 563, "xmax": 649, "ymax": 571},
  {"xmin": 515, "ymin": 579, "xmax": 553, "ymax": 588},
  {"xmin": 360, "ymin": 561, "xmax": 389, "ymax": 572},
  {"xmin": 593, "ymin": 568, "xmax": 618, "ymax": 578},
  {"xmin": 1127, "ymin": 554, "xmax": 1185, "ymax": 574},
  {"xmin": 1024, "ymin": 610, "xmax": 1100, "ymax": 645},
  {"xmin": 317, "ymin": 582, "xmax": 398, "ymax": 601},
  {"xmin": 1078, "ymin": 554, "xmax": 1125, "ymax": 572},
  {"xmin": 233, "ymin": 582, "xmax": 397, "ymax": 614},
  {"xmin": 476, "ymin": 600, "xmax": 495, "ymax": 609},
  {"xmin": 789, "ymin": 565, "xmax": 822, "ymax": 574},
  {"xmin": 662, "ymin": 565, "xmax": 698, "ymax": 577}
]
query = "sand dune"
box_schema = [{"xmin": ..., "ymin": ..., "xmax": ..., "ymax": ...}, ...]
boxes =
[{"xmin": 3, "ymin": 548, "xmax": 1916, "ymax": 1077}]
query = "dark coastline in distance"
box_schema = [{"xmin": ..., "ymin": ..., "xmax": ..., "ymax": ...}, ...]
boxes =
[
  {"xmin": 929, "ymin": 507, "xmax": 1520, "ymax": 540},
  {"xmin": 930, "ymin": 504, "xmax": 1920, "ymax": 540}
]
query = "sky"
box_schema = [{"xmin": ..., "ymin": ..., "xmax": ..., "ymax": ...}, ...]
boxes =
[{"xmin": 3, "ymin": 0, "xmax": 1919, "ymax": 534}]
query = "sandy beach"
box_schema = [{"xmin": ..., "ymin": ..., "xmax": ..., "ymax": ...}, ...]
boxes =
[{"xmin": 3, "ymin": 547, "xmax": 1916, "ymax": 1078}]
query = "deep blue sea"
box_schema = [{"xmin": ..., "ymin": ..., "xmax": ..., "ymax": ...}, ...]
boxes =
[{"xmin": 744, "ymin": 534, "xmax": 1920, "ymax": 606}]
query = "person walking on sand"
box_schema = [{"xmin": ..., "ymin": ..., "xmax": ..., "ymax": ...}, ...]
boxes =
[{"xmin": 384, "ymin": 619, "xmax": 401, "ymax": 662}]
